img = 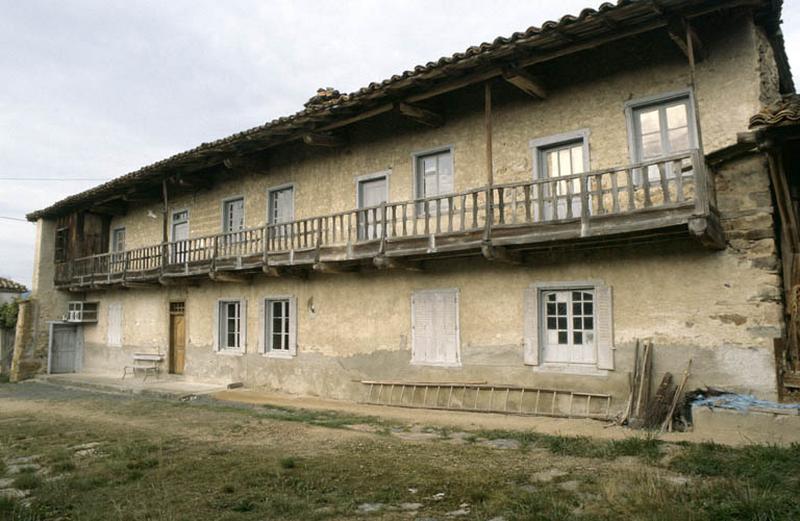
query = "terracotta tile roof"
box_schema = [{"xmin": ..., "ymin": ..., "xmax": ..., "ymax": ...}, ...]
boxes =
[
  {"xmin": 27, "ymin": 0, "xmax": 788, "ymax": 221},
  {"xmin": 0, "ymin": 277, "xmax": 27, "ymax": 293},
  {"xmin": 749, "ymin": 94, "xmax": 800, "ymax": 129}
]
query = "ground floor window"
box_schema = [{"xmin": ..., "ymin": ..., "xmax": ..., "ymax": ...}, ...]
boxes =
[
  {"xmin": 216, "ymin": 300, "xmax": 245, "ymax": 353},
  {"xmin": 411, "ymin": 289, "xmax": 460, "ymax": 366},
  {"xmin": 524, "ymin": 282, "xmax": 614, "ymax": 370},
  {"xmin": 263, "ymin": 297, "xmax": 297, "ymax": 357},
  {"xmin": 542, "ymin": 289, "xmax": 595, "ymax": 365}
]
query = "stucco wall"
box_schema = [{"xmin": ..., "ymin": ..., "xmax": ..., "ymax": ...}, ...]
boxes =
[
  {"xmin": 30, "ymin": 13, "xmax": 786, "ymax": 406},
  {"xmin": 80, "ymin": 152, "xmax": 784, "ymax": 405}
]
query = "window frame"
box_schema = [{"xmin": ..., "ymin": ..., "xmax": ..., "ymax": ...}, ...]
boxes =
[
  {"xmin": 54, "ymin": 227, "xmax": 69, "ymax": 262},
  {"xmin": 523, "ymin": 280, "xmax": 614, "ymax": 374},
  {"xmin": 410, "ymin": 288, "xmax": 461, "ymax": 368},
  {"xmin": 170, "ymin": 208, "xmax": 190, "ymax": 241},
  {"xmin": 220, "ymin": 196, "xmax": 246, "ymax": 234},
  {"xmin": 355, "ymin": 171, "xmax": 391, "ymax": 241},
  {"xmin": 260, "ymin": 295, "xmax": 297, "ymax": 358},
  {"xmin": 267, "ymin": 183, "xmax": 295, "ymax": 226},
  {"xmin": 624, "ymin": 89, "xmax": 699, "ymax": 168},
  {"xmin": 411, "ymin": 145, "xmax": 455, "ymax": 210},
  {"xmin": 529, "ymin": 129, "xmax": 591, "ymax": 182},
  {"xmin": 214, "ymin": 298, "xmax": 246, "ymax": 355},
  {"xmin": 110, "ymin": 226, "xmax": 126, "ymax": 253}
]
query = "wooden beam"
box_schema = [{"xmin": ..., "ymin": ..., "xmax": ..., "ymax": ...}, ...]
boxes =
[
  {"xmin": 124, "ymin": 281, "xmax": 159, "ymax": 289},
  {"xmin": 89, "ymin": 203, "xmax": 127, "ymax": 216},
  {"xmin": 481, "ymin": 244, "xmax": 522, "ymax": 264},
  {"xmin": 312, "ymin": 262, "xmax": 355, "ymax": 274},
  {"xmin": 373, "ymin": 256, "xmax": 423, "ymax": 271},
  {"xmin": 667, "ymin": 17, "xmax": 705, "ymax": 65},
  {"xmin": 688, "ymin": 215, "xmax": 725, "ymax": 250},
  {"xmin": 262, "ymin": 265, "xmax": 282, "ymax": 277},
  {"xmin": 161, "ymin": 179, "xmax": 169, "ymax": 243},
  {"xmin": 302, "ymin": 133, "xmax": 345, "ymax": 148},
  {"xmin": 396, "ymin": 102, "xmax": 443, "ymax": 127},
  {"xmin": 501, "ymin": 67, "xmax": 547, "ymax": 99},
  {"xmin": 209, "ymin": 272, "xmax": 251, "ymax": 283}
]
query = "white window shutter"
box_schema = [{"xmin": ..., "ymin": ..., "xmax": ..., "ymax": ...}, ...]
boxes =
[
  {"xmin": 595, "ymin": 285, "xmax": 615, "ymax": 370},
  {"xmin": 107, "ymin": 303, "xmax": 122, "ymax": 347},
  {"xmin": 523, "ymin": 287, "xmax": 540, "ymax": 366},
  {"xmin": 411, "ymin": 292, "xmax": 433, "ymax": 363},
  {"xmin": 212, "ymin": 302, "xmax": 220, "ymax": 351},
  {"xmin": 288, "ymin": 296, "xmax": 298, "ymax": 356},
  {"xmin": 240, "ymin": 299, "xmax": 247, "ymax": 353},
  {"xmin": 258, "ymin": 298, "xmax": 265, "ymax": 354}
]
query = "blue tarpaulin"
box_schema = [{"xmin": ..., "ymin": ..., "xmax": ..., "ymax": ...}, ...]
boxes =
[{"xmin": 693, "ymin": 393, "xmax": 800, "ymax": 413}]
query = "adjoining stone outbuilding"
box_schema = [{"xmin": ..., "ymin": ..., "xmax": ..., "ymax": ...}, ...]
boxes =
[{"xmin": 17, "ymin": 0, "xmax": 800, "ymax": 414}]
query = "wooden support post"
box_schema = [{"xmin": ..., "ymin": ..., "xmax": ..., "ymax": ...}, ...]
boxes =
[{"xmin": 485, "ymin": 82, "xmax": 493, "ymax": 187}]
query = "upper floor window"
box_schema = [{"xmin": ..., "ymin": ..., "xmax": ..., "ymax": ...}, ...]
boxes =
[
  {"xmin": 531, "ymin": 130, "xmax": 589, "ymax": 221},
  {"xmin": 222, "ymin": 197, "xmax": 245, "ymax": 233},
  {"xmin": 627, "ymin": 92, "xmax": 697, "ymax": 181},
  {"xmin": 111, "ymin": 227, "xmax": 126, "ymax": 253},
  {"xmin": 54, "ymin": 227, "xmax": 68, "ymax": 262},
  {"xmin": 268, "ymin": 186, "xmax": 294, "ymax": 225},
  {"xmin": 415, "ymin": 148, "xmax": 453, "ymax": 203}
]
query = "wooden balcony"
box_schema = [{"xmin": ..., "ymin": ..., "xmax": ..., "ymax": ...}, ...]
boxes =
[{"xmin": 54, "ymin": 151, "xmax": 723, "ymax": 290}]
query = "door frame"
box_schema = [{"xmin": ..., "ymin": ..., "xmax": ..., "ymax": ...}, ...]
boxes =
[
  {"xmin": 168, "ymin": 300, "xmax": 186, "ymax": 374},
  {"xmin": 47, "ymin": 321, "xmax": 83, "ymax": 374}
]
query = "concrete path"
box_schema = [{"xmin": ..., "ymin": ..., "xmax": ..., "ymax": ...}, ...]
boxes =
[{"xmin": 36, "ymin": 373, "xmax": 231, "ymax": 398}]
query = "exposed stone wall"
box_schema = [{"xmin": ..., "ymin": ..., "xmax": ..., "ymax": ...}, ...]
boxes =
[{"xmin": 754, "ymin": 24, "xmax": 782, "ymax": 106}]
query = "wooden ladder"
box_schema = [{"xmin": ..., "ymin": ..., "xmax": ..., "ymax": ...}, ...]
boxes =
[{"xmin": 361, "ymin": 380, "xmax": 612, "ymax": 420}]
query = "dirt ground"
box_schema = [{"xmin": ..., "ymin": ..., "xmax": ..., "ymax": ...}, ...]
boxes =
[{"xmin": 1, "ymin": 382, "xmax": 799, "ymax": 521}]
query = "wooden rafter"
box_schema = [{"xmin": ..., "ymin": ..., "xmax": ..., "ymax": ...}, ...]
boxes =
[
  {"xmin": 396, "ymin": 102, "xmax": 444, "ymax": 127},
  {"xmin": 502, "ymin": 67, "xmax": 547, "ymax": 99},
  {"xmin": 667, "ymin": 17, "xmax": 705, "ymax": 65},
  {"xmin": 302, "ymin": 132, "xmax": 345, "ymax": 148}
]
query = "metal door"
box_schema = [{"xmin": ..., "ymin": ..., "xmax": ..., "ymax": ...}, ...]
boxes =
[{"xmin": 50, "ymin": 323, "xmax": 79, "ymax": 373}]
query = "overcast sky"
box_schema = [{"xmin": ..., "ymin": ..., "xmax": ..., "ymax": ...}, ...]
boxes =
[{"xmin": 1, "ymin": 1, "xmax": 798, "ymax": 288}]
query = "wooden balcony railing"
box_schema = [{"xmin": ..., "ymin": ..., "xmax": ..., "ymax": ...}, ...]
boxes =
[{"xmin": 54, "ymin": 150, "xmax": 718, "ymax": 288}]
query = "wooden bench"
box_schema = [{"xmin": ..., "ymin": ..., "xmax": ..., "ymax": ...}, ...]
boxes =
[{"xmin": 122, "ymin": 353, "xmax": 165, "ymax": 381}]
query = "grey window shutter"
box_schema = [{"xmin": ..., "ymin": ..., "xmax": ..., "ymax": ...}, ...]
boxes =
[
  {"xmin": 213, "ymin": 302, "xmax": 220, "ymax": 351},
  {"xmin": 258, "ymin": 299, "xmax": 265, "ymax": 354},
  {"xmin": 240, "ymin": 299, "xmax": 247, "ymax": 353},
  {"xmin": 289, "ymin": 296, "xmax": 298, "ymax": 356},
  {"xmin": 523, "ymin": 287, "xmax": 540, "ymax": 366},
  {"xmin": 595, "ymin": 285, "xmax": 615, "ymax": 370}
]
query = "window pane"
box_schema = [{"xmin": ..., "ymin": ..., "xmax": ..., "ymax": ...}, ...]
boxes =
[
  {"xmin": 666, "ymin": 103, "xmax": 687, "ymax": 129},
  {"xmin": 546, "ymin": 151, "xmax": 558, "ymax": 179},
  {"xmin": 558, "ymin": 331, "xmax": 568, "ymax": 344},
  {"xmin": 638, "ymin": 108, "xmax": 661, "ymax": 135},
  {"xmin": 570, "ymin": 145, "xmax": 584, "ymax": 174},
  {"xmin": 668, "ymin": 127, "xmax": 690, "ymax": 152},
  {"xmin": 573, "ymin": 332, "xmax": 583, "ymax": 344},
  {"xmin": 547, "ymin": 317, "xmax": 556, "ymax": 329},
  {"xmin": 558, "ymin": 148, "xmax": 572, "ymax": 177},
  {"xmin": 640, "ymin": 132, "xmax": 662, "ymax": 158}
]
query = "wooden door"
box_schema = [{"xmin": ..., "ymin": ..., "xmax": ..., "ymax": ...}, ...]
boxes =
[
  {"xmin": 169, "ymin": 302, "xmax": 186, "ymax": 374},
  {"xmin": 50, "ymin": 324, "xmax": 79, "ymax": 373}
]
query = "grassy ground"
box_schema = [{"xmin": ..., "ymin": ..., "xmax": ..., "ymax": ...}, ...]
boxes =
[{"xmin": 1, "ymin": 383, "xmax": 799, "ymax": 521}]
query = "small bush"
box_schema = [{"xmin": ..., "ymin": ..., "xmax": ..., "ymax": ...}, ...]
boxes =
[{"xmin": 279, "ymin": 457, "xmax": 296, "ymax": 469}]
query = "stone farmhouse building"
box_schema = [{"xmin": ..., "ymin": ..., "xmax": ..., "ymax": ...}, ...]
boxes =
[{"xmin": 16, "ymin": 0, "xmax": 800, "ymax": 413}]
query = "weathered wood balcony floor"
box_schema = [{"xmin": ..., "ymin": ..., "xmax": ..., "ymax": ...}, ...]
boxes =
[{"xmin": 55, "ymin": 151, "xmax": 723, "ymax": 290}]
